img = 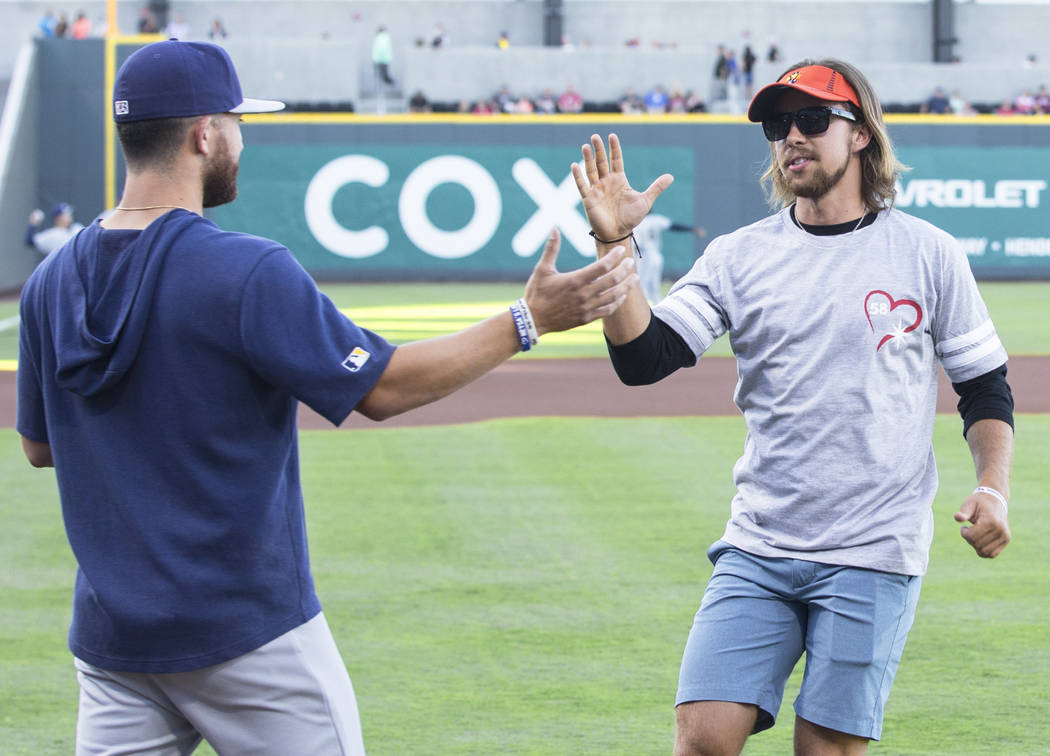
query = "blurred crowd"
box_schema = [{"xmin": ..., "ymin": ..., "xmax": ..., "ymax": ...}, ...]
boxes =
[
  {"xmin": 919, "ymin": 83, "xmax": 1050, "ymax": 117},
  {"xmin": 29, "ymin": 9, "xmax": 1050, "ymax": 120},
  {"xmin": 33, "ymin": 4, "xmax": 228, "ymax": 42}
]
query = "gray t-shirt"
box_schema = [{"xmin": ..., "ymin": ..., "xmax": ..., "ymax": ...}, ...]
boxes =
[{"xmin": 653, "ymin": 207, "xmax": 1007, "ymax": 575}]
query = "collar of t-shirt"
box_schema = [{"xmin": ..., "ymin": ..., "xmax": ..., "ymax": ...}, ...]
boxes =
[{"xmin": 790, "ymin": 205, "xmax": 877, "ymax": 235}]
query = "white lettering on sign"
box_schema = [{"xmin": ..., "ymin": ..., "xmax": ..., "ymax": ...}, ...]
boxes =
[
  {"xmin": 304, "ymin": 155, "xmax": 596, "ymax": 260},
  {"xmin": 896, "ymin": 179, "xmax": 1046, "ymax": 208},
  {"xmin": 956, "ymin": 238, "xmax": 988, "ymax": 256},
  {"xmin": 1004, "ymin": 238, "xmax": 1050, "ymax": 256},
  {"xmin": 398, "ymin": 156, "xmax": 501, "ymax": 259},
  {"xmin": 511, "ymin": 158, "xmax": 593, "ymax": 257},
  {"xmin": 304, "ymin": 155, "xmax": 390, "ymax": 258}
]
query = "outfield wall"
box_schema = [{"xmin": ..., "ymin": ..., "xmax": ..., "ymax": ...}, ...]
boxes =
[
  {"xmin": 210, "ymin": 115, "xmax": 1050, "ymax": 281},
  {"xmin": 6, "ymin": 37, "xmax": 1050, "ymax": 292}
]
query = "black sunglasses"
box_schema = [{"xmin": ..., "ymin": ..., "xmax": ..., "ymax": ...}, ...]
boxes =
[{"xmin": 761, "ymin": 105, "xmax": 857, "ymax": 142}]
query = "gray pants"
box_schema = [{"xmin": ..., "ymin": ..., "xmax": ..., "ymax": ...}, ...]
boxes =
[{"xmin": 74, "ymin": 613, "xmax": 365, "ymax": 755}]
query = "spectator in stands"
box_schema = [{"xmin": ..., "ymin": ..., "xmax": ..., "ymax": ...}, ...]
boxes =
[
  {"xmin": 995, "ymin": 99, "xmax": 1016, "ymax": 116},
  {"xmin": 1013, "ymin": 88, "xmax": 1036, "ymax": 115},
  {"xmin": 494, "ymin": 84, "xmax": 514, "ymax": 113},
  {"xmin": 725, "ymin": 49, "xmax": 741, "ymax": 97},
  {"xmin": 619, "ymin": 88, "xmax": 644, "ymax": 114},
  {"xmin": 645, "ymin": 84, "xmax": 669, "ymax": 114},
  {"xmin": 684, "ymin": 89, "xmax": 706, "ymax": 113},
  {"xmin": 742, "ymin": 44, "xmax": 758, "ymax": 99},
  {"xmin": 430, "ymin": 23, "xmax": 448, "ymax": 49},
  {"xmin": 408, "ymin": 90, "xmax": 430, "ymax": 113},
  {"xmin": 71, "ymin": 11, "xmax": 92, "ymax": 39},
  {"xmin": 54, "ymin": 12, "xmax": 69, "ymax": 38},
  {"xmin": 949, "ymin": 89, "xmax": 977, "ymax": 116},
  {"xmin": 497, "ymin": 31, "xmax": 510, "ymax": 50},
  {"xmin": 513, "ymin": 95, "xmax": 535, "ymax": 114},
  {"xmin": 535, "ymin": 88, "xmax": 557, "ymax": 114},
  {"xmin": 557, "ymin": 85, "xmax": 583, "ymax": 114},
  {"xmin": 712, "ymin": 45, "xmax": 729, "ymax": 101},
  {"xmin": 921, "ymin": 86, "xmax": 951, "ymax": 114},
  {"xmin": 766, "ymin": 37, "xmax": 780, "ymax": 63},
  {"xmin": 166, "ymin": 12, "xmax": 189, "ymax": 40},
  {"xmin": 1035, "ymin": 85, "xmax": 1050, "ymax": 113},
  {"xmin": 372, "ymin": 26, "xmax": 395, "ymax": 87},
  {"xmin": 208, "ymin": 17, "xmax": 228, "ymax": 40},
  {"xmin": 137, "ymin": 5, "xmax": 159, "ymax": 34},
  {"xmin": 26, "ymin": 203, "xmax": 84, "ymax": 257},
  {"xmin": 471, "ymin": 99, "xmax": 495, "ymax": 115},
  {"xmin": 36, "ymin": 9, "xmax": 57, "ymax": 38},
  {"xmin": 668, "ymin": 88, "xmax": 687, "ymax": 113}
]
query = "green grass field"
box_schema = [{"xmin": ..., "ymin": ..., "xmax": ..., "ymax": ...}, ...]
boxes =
[
  {"xmin": 1, "ymin": 280, "xmax": 1047, "ymax": 753},
  {"xmin": 1, "ymin": 416, "xmax": 1048, "ymax": 754}
]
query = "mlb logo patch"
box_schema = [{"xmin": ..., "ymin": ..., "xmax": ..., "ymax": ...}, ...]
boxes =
[
  {"xmin": 114, "ymin": 100, "xmax": 129, "ymax": 116},
  {"xmin": 342, "ymin": 347, "xmax": 371, "ymax": 373}
]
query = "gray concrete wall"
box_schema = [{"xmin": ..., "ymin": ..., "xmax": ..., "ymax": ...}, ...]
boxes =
[{"xmin": 0, "ymin": 2, "xmax": 1049, "ymax": 107}]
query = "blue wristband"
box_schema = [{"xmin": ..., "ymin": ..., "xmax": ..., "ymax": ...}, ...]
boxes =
[{"xmin": 509, "ymin": 304, "xmax": 531, "ymax": 352}]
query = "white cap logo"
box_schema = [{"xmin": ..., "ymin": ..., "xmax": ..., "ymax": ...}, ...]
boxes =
[{"xmin": 114, "ymin": 100, "xmax": 129, "ymax": 116}]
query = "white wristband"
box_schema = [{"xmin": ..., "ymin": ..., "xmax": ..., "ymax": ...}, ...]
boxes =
[
  {"xmin": 515, "ymin": 298, "xmax": 539, "ymax": 346},
  {"xmin": 974, "ymin": 486, "xmax": 1008, "ymax": 513}
]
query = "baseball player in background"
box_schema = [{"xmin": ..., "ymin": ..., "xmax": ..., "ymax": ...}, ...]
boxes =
[
  {"xmin": 17, "ymin": 40, "xmax": 636, "ymax": 755},
  {"xmin": 25, "ymin": 202, "xmax": 84, "ymax": 256},
  {"xmin": 633, "ymin": 213, "xmax": 706, "ymax": 303},
  {"xmin": 573, "ymin": 58, "xmax": 1013, "ymax": 755}
]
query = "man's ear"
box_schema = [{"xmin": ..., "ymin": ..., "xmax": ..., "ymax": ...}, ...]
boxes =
[
  {"xmin": 852, "ymin": 123, "xmax": 872, "ymax": 154},
  {"xmin": 192, "ymin": 115, "xmax": 213, "ymax": 156}
]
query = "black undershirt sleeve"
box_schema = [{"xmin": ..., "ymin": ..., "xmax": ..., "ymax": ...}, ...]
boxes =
[
  {"xmin": 952, "ymin": 363, "xmax": 1014, "ymax": 438},
  {"xmin": 606, "ymin": 312, "xmax": 697, "ymax": 386}
]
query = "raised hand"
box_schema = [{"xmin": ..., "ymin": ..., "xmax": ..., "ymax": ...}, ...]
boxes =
[
  {"xmin": 523, "ymin": 228, "xmax": 638, "ymax": 335},
  {"xmin": 571, "ymin": 133, "xmax": 674, "ymax": 243}
]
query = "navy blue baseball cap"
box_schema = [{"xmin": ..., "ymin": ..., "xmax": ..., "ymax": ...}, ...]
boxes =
[
  {"xmin": 113, "ymin": 40, "xmax": 284, "ymax": 123},
  {"xmin": 50, "ymin": 202, "xmax": 73, "ymax": 218}
]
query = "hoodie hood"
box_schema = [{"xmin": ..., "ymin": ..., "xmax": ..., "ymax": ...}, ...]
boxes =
[{"xmin": 51, "ymin": 210, "xmax": 201, "ymax": 396}]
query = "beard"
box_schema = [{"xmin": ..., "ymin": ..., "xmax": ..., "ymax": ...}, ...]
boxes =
[
  {"xmin": 783, "ymin": 151, "xmax": 851, "ymax": 200},
  {"xmin": 202, "ymin": 133, "xmax": 239, "ymax": 208}
]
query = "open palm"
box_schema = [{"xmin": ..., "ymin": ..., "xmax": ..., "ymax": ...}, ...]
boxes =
[{"xmin": 571, "ymin": 133, "xmax": 674, "ymax": 242}]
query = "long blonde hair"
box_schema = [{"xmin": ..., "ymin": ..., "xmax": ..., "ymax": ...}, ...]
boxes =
[{"xmin": 760, "ymin": 58, "xmax": 906, "ymax": 212}]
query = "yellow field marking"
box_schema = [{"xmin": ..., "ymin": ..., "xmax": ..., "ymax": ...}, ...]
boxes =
[{"xmin": 0, "ymin": 303, "xmax": 607, "ymax": 370}]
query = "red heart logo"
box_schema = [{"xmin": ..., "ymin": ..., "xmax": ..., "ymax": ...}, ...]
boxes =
[{"xmin": 864, "ymin": 290, "xmax": 923, "ymax": 351}]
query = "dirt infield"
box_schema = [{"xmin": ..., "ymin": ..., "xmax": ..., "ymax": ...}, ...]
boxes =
[{"xmin": 3, "ymin": 356, "xmax": 1046, "ymax": 430}]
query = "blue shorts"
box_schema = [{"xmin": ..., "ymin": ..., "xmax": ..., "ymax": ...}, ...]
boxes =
[{"xmin": 676, "ymin": 541, "xmax": 921, "ymax": 740}]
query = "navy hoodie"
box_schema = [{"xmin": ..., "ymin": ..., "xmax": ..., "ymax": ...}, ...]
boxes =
[{"xmin": 17, "ymin": 210, "xmax": 395, "ymax": 672}]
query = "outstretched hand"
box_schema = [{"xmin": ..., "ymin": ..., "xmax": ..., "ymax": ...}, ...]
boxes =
[
  {"xmin": 523, "ymin": 228, "xmax": 637, "ymax": 335},
  {"xmin": 954, "ymin": 491, "xmax": 1011, "ymax": 558},
  {"xmin": 571, "ymin": 133, "xmax": 674, "ymax": 243}
]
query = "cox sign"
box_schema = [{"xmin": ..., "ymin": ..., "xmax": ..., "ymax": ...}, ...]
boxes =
[{"xmin": 303, "ymin": 154, "xmax": 595, "ymax": 260}]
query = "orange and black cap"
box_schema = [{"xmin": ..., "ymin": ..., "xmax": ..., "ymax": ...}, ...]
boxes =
[{"xmin": 747, "ymin": 65, "xmax": 860, "ymax": 122}]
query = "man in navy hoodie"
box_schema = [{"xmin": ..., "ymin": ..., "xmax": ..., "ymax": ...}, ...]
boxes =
[{"xmin": 17, "ymin": 40, "xmax": 638, "ymax": 754}]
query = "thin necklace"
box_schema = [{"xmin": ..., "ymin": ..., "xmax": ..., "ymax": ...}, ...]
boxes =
[{"xmin": 115, "ymin": 204, "xmax": 191, "ymax": 212}]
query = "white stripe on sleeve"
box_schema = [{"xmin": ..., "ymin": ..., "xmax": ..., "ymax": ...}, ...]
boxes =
[
  {"xmin": 653, "ymin": 288, "xmax": 727, "ymax": 356},
  {"xmin": 941, "ymin": 333, "xmax": 1005, "ymax": 373},
  {"xmin": 937, "ymin": 320, "xmax": 995, "ymax": 356}
]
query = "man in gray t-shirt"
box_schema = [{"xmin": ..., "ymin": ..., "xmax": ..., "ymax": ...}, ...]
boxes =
[{"xmin": 572, "ymin": 58, "xmax": 1013, "ymax": 755}]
